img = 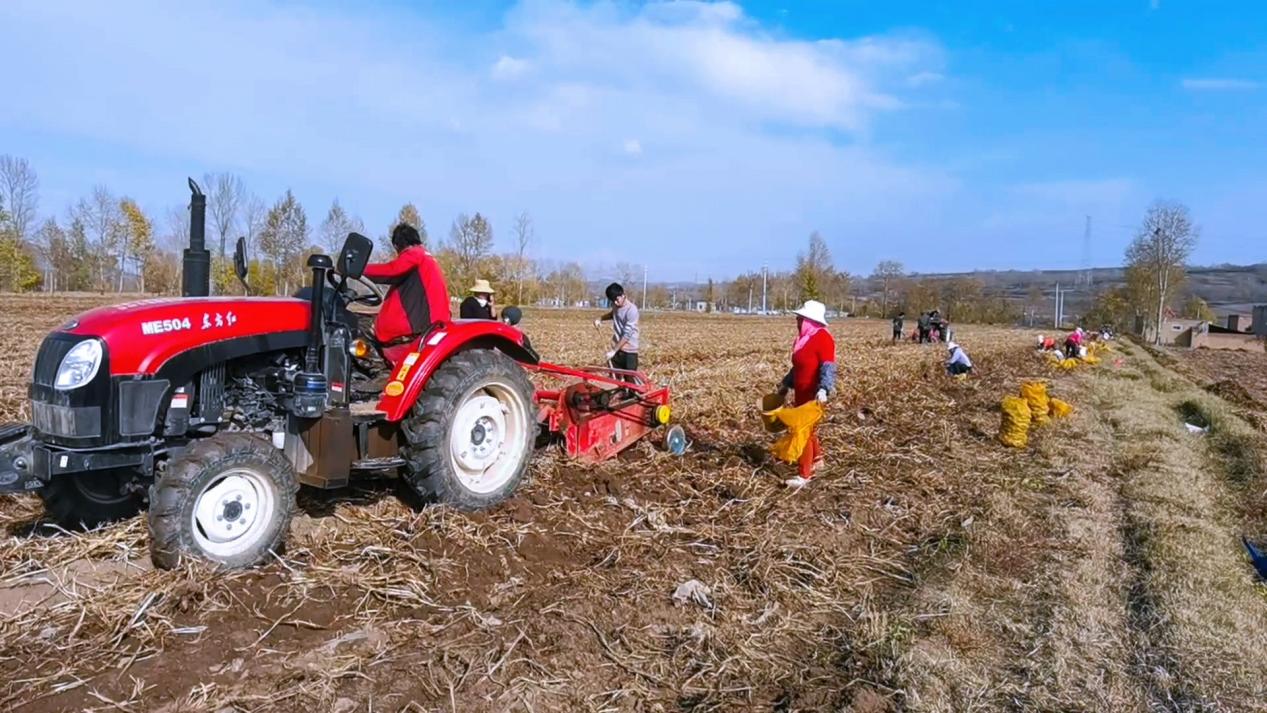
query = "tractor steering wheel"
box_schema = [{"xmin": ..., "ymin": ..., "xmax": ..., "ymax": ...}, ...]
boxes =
[{"xmin": 327, "ymin": 271, "xmax": 384, "ymax": 307}]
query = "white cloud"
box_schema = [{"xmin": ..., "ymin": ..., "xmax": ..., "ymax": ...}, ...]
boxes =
[
  {"xmin": 491, "ymin": 54, "xmax": 529, "ymax": 80},
  {"xmin": 1181, "ymin": 78, "xmax": 1259, "ymax": 92},
  {"xmin": 0, "ymin": 0, "xmax": 954, "ymax": 277},
  {"xmin": 503, "ymin": 1, "xmax": 939, "ymax": 130},
  {"xmin": 906, "ymin": 71, "xmax": 944, "ymax": 87}
]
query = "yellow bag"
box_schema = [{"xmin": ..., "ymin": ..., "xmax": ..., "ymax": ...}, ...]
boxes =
[
  {"xmin": 1020, "ymin": 381, "xmax": 1050, "ymax": 426},
  {"xmin": 999, "ymin": 396, "xmax": 1031, "ymax": 448},
  {"xmin": 1083, "ymin": 354, "xmax": 1101, "ymax": 365},
  {"xmin": 1059, "ymin": 358, "xmax": 1080, "ymax": 370},
  {"xmin": 766, "ymin": 401, "xmax": 824, "ymax": 463},
  {"xmin": 1049, "ymin": 398, "xmax": 1073, "ymax": 419}
]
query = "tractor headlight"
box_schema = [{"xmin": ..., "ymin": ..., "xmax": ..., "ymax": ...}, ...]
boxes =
[{"xmin": 54, "ymin": 339, "xmax": 103, "ymax": 391}]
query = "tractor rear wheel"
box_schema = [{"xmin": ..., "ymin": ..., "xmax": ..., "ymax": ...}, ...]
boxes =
[
  {"xmin": 148, "ymin": 433, "xmax": 297, "ymax": 570},
  {"xmin": 39, "ymin": 469, "xmax": 145, "ymax": 529},
  {"xmin": 401, "ymin": 349, "xmax": 536, "ymax": 510}
]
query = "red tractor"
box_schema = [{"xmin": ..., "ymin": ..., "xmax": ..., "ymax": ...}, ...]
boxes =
[{"xmin": 0, "ymin": 180, "xmax": 683, "ymax": 569}]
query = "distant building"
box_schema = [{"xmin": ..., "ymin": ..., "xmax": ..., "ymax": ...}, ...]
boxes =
[{"xmin": 1153, "ymin": 318, "xmax": 1262, "ymax": 351}]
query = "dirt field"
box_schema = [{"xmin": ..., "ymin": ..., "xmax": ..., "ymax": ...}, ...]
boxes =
[
  {"xmin": 2, "ymin": 295, "xmax": 1266, "ymax": 712},
  {"xmin": 1168, "ymin": 347, "xmax": 1267, "ymax": 426}
]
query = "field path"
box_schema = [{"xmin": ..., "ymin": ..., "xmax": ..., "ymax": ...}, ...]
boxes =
[{"xmin": 894, "ymin": 339, "xmax": 1267, "ymax": 711}]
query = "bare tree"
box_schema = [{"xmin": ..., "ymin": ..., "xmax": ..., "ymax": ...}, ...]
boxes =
[
  {"xmin": 448, "ymin": 212, "xmax": 494, "ymax": 291},
  {"xmin": 613, "ymin": 262, "xmax": 640, "ymax": 293},
  {"xmin": 73, "ymin": 186, "xmax": 122, "ymax": 291},
  {"xmin": 793, "ymin": 231, "xmax": 834, "ymax": 302},
  {"xmin": 871, "ymin": 260, "xmax": 904, "ymax": 317},
  {"xmin": 0, "ymin": 155, "xmax": 38, "ymax": 240},
  {"xmin": 319, "ymin": 198, "xmax": 364, "ymax": 254},
  {"xmin": 204, "ymin": 172, "xmax": 244, "ymax": 259},
  {"xmin": 512, "ymin": 211, "xmax": 534, "ymax": 304},
  {"xmin": 1126, "ymin": 200, "xmax": 1198, "ymax": 344},
  {"xmin": 258, "ymin": 190, "xmax": 309, "ymax": 294},
  {"xmin": 163, "ymin": 205, "xmax": 191, "ymax": 253},
  {"xmin": 241, "ymin": 194, "xmax": 266, "ymax": 254}
]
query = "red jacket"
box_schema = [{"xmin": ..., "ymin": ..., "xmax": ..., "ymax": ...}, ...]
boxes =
[
  {"xmin": 790, "ymin": 329, "xmax": 836, "ymax": 405},
  {"xmin": 362, "ymin": 246, "xmax": 451, "ymax": 344}
]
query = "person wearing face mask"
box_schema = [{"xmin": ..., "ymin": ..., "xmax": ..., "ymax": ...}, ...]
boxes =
[
  {"xmin": 775, "ymin": 299, "xmax": 836, "ymax": 488},
  {"xmin": 460, "ymin": 279, "xmax": 496, "ymax": 320}
]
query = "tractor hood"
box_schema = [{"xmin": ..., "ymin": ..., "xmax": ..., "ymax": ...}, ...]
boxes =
[{"xmin": 61, "ymin": 297, "xmax": 311, "ymax": 376}]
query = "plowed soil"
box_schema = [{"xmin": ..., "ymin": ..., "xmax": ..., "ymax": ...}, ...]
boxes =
[{"xmin": 4, "ymin": 295, "xmax": 1265, "ymax": 712}]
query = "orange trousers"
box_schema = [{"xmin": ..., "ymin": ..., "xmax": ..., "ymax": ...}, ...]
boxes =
[{"xmin": 798, "ymin": 429, "xmax": 822, "ymax": 477}]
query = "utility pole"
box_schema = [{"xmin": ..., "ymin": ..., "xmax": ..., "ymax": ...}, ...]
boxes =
[
  {"xmin": 761, "ymin": 265, "xmax": 768, "ymax": 314},
  {"xmin": 1080, "ymin": 215, "xmax": 1093, "ymax": 287},
  {"xmin": 641, "ymin": 264, "xmax": 647, "ymax": 308},
  {"xmin": 1054, "ymin": 283, "xmax": 1063, "ymax": 329},
  {"xmin": 747, "ymin": 285, "xmax": 753, "ymax": 313}
]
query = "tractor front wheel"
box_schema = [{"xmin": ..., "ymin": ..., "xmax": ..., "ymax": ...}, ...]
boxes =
[
  {"xmin": 148, "ymin": 433, "xmax": 297, "ymax": 570},
  {"xmin": 401, "ymin": 349, "xmax": 536, "ymax": 510},
  {"xmin": 39, "ymin": 469, "xmax": 145, "ymax": 529}
]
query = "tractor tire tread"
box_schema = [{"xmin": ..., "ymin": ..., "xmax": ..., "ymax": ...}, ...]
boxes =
[
  {"xmin": 148, "ymin": 432, "xmax": 297, "ymax": 570},
  {"xmin": 401, "ymin": 349, "xmax": 536, "ymax": 511}
]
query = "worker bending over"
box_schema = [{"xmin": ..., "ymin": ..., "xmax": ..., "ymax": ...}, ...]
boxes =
[
  {"xmin": 946, "ymin": 341, "xmax": 973, "ymax": 375},
  {"xmin": 361, "ymin": 224, "xmax": 451, "ymax": 364},
  {"xmin": 777, "ymin": 300, "xmax": 836, "ymax": 489},
  {"xmin": 594, "ymin": 282, "xmax": 640, "ymax": 372},
  {"xmin": 1064, "ymin": 327, "xmax": 1085, "ymax": 358}
]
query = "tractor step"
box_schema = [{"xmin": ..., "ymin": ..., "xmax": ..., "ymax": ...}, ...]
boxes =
[
  {"xmin": 352, "ymin": 456, "xmax": 406, "ymax": 471},
  {"xmin": 348, "ymin": 401, "xmax": 387, "ymax": 422}
]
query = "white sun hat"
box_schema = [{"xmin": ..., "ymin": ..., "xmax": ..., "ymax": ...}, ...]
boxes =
[
  {"xmin": 947, "ymin": 341, "xmax": 959, "ymax": 351},
  {"xmin": 793, "ymin": 300, "xmax": 828, "ymax": 325}
]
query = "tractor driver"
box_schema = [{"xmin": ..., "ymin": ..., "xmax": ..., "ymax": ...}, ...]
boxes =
[{"xmin": 357, "ymin": 223, "xmax": 452, "ymax": 365}]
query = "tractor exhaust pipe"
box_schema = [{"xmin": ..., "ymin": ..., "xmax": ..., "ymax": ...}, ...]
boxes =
[{"xmin": 182, "ymin": 178, "xmax": 210, "ymax": 297}]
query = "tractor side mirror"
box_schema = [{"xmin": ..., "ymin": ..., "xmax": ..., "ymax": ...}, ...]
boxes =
[
  {"xmin": 232, "ymin": 237, "xmax": 250, "ymax": 294},
  {"xmin": 338, "ymin": 232, "xmax": 373, "ymax": 280}
]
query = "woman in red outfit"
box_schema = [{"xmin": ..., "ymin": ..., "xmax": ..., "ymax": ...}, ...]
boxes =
[{"xmin": 776, "ymin": 300, "xmax": 837, "ymax": 488}]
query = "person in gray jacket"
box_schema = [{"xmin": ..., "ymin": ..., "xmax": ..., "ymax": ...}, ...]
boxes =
[{"xmin": 594, "ymin": 282, "xmax": 640, "ymax": 373}]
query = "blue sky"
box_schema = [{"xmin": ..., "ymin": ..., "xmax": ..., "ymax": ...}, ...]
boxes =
[{"xmin": 2, "ymin": 0, "xmax": 1265, "ymax": 281}]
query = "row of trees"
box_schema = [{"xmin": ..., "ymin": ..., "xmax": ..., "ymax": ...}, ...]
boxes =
[
  {"xmin": 704, "ymin": 233, "xmax": 1017, "ymax": 323},
  {"xmin": 0, "ymin": 156, "xmax": 572, "ymax": 302},
  {"xmin": 2, "ymin": 152, "xmax": 1205, "ymax": 338}
]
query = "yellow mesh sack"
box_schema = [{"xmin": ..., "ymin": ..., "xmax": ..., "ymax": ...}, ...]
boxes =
[
  {"xmin": 1059, "ymin": 358, "xmax": 1080, "ymax": 370},
  {"xmin": 1083, "ymin": 354, "xmax": 1101, "ymax": 365},
  {"xmin": 999, "ymin": 396, "xmax": 1031, "ymax": 448},
  {"xmin": 1049, "ymin": 398, "xmax": 1074, "ymax": 419},
  {"xmin": 766, "ymin": 401, "xmax": 824, "ymax": 463},
  {"xmin": 1020, "ymin": 381, "xmax": 1050, "ymax": 426}
]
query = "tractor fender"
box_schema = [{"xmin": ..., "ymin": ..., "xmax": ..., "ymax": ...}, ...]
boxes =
[{"xmin": 376, "ymin": 320, "xmax": 539, "ymax": 422}]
